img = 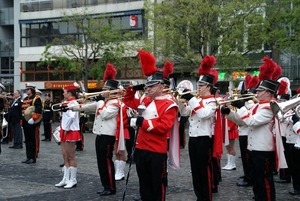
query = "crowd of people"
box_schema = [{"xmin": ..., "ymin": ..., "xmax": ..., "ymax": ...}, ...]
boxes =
[{"xmin": 2, "ymin": 51, "xmax": 300, "ymax": 201}]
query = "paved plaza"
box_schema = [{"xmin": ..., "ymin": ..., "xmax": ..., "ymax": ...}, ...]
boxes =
[{"xmin": 0, "ymin": 122, "xmax": 298, "ymax": 201}]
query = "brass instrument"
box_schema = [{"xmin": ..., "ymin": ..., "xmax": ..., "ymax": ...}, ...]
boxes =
[
  {"xmin": 217, "ymin": 94, "xmax": 257, "ymax": 105},
  {"xmin": 270, "ymin": 96, "xmax": 300, "ymax": 121},
  {"xmin": 24, "ymin": 106, "xmax": 43, "ymax": 123},
  {"xmin": 217, "ymin": 88, "xmax": 256, "ymax": 105},
  {"xmin": 78, "ymin": 88, "xmax": 125, "ymax": 100},
  {"xmin": 52, "ymin": 88, "xmax": 125, "ymax": 112}
]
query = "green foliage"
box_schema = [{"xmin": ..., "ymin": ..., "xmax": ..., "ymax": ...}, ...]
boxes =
[
  {"xmin": 144, "ymin": 0, "xmax": 272, "ymax": 73},
  {"xmin": 38, "ymin": 8, "xmax": 141, "ymax": 90}
]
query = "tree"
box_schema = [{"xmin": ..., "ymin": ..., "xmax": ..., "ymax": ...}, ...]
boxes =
[
  {"xmin": 38, "ymin": 8, "xmax": 141, "ymax": 91},
  {"xmin": 144, "ymin": 0, "xmax": 271, "ymax": 79}
]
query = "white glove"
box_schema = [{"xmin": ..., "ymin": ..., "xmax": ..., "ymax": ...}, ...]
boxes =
[
  {"xmin": 130, "ymin": 118, "xmax": 137, "ymax": 127},
  {"xmin": 28, "ymin": 118, "xmax": 34, "ymax": 125}
]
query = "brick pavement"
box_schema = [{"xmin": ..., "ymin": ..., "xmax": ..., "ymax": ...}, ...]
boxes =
[{"xmin": 0, "ymin": 122, "xmax": 298, "ymax": 201}]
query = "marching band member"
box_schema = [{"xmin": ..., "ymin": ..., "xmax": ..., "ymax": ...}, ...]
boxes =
[
  {"xmin": 123, "ymin": 50, "xmax": 178, "ymax": 201},
  {"xmin": 222, "ymin": 75, "xmax": 259, "ymax": 187},
  {"xmin": 180, "ymin": 55, "xmax": 219, "ymax": 201},
  {"xmin": 114, "ymin": 100, "xmax": 129, "ymax": 181},
  {"xmin": 275, "ymin": 78, "xmax": 292, "ymax": 184},
  {"xmin": 72, "ymin": 63, "xmax": 122, "ymax": 196},
  {"xmin": 21, "ymin": 83, "xmax": 42, "ymax": 164},
  {"xmin": 221, "ymin": 56, "xmax": 284, "ymax": 201},
  {"xmin": 42, "ymin": 92, "xmax": 53, "ymax": 142},
  {"xmin": 55, "ymin": 83, "xmax": 81, "ymax": 189},
  {"xmin": 290, "ymin": 107, "xmax": 300, "ymax": 195}
]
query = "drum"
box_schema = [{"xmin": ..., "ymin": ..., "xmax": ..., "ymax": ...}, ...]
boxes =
[{"xmin": 53, "ymin": 126, "xmax": 61, "ymax": 145}]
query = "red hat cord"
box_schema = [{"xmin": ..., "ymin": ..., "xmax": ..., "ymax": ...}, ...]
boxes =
[
  {"xmin": 297, "ymin": 87, "xmax": 300, "ymax": 94},
  {"xmin": 277, "ymin": 80, "xmax": 288, "ymax": 95},
  {"xmin": 137, "ymin": 50, "xmax": 158, "ymax": 76},
  {"xmin": 163, "ymin": 60, "xmax": 174, "ymax": 79},
  {"xmin": 103, "ymin": 63, "xmax": 117, "ymax": 81},
  {"xmin": 258, "ymin": 56, "xmax": 277, "ymax": 81}
]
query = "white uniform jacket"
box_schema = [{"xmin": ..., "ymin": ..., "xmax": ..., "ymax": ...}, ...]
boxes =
[
  {"xmin": 184, "ymin": 95, "xmax": 217, "ymax": 137},
  {"xmin": 284, "ymin": 116, "xmax": 297, "ymax": 144},
  {"xmin": 227, "ymin": 100, "xmax": 255, "ymax": 137},
  {"xmin": 73, "ymin": 98, "xmax": 120, "ymax": 136},
  {"xmin": 61, "ymin": 100, "xmax": 80, "ymax": 131},
  {"xmin": 236, "ymin": 101, "xmax": 275, "ymax": 151}
]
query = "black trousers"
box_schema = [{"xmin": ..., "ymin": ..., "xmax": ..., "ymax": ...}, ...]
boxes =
[
  {"xmin": 287, "ymin": 143, "xmax": 300, "ymax": 191},
  {"xmin": 279, "ymin": 137, "xmax": 291, "ymax": 181},
  {"xmin": 11, "ymin": 123, "xmax": 23, "ymax": 147},
  {"xmin": 23, "ymin": 125, "xmax": 39, "ymax": 160},
  {"xmin": 189, "ymin": 136, "xmax": 212, "ymax": 201},
  {"xmin": 179, "ymin": 116, "xmax": 188, "ymax": 147},
  {"xmin": 135, "ymin": 148, "xmax": 167, "ymax": 201},
  {"xmin": 239, "ymin": 136, "xmax": 251, "ymax": 183},
  {"xmin": 248, "ymin": 150, "xmax": 275, "ymax": 201},
  {"xmin": 95, "ymin": 135, "xmax": 116, "ymax": 192},
  {"xmin": 125, "ymin": 126, "xmax": 135, "ymax": 161},
  {"xmin": 43, "ymin": 120, "xmax": 52, "ymax": 140}
]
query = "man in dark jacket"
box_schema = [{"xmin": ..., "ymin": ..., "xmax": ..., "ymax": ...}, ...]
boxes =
[{"xmin": 7, "ymin": 90, "xmax": 23, "ymax": 149}]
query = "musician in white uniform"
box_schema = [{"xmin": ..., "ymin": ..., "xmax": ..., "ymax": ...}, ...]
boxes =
[
  {"xmin": 72, "ymin": 63, "xmax": 121, "ymax": 196},
  {"xmin": 55, "ymin": 84, "xmax": 81, "ymax": 189},
  {"xmin": 227, "ymin": 79, "xmax": 279, "ymax": 201},
  {"xmin": 180, "ymin": 73, "xmax": 217, "ymax": 201}
]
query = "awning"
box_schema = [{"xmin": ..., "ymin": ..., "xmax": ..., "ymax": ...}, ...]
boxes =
[{"xmin": 14, "ymin": 54, "xmax": 43, "ymax": 62}]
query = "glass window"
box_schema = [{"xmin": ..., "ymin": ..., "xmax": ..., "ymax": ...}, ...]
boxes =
[
  {"xmin": 26, "ymin": 62, "xmax": 36, "ymax": 71},
  {"xmin": 21, "ymin": 24, "xmax": 30, "ymax": 37},
  {"xmin": 50, "ymin": 72, "xmax": 63, "ymax": 80},
  {"xmin": 35, "ymin": 73, "xmax": 48, "ymax": 81},
  {"xmin": 31, "ymin": 24, "xmax": 39, "ymax": 36},
  {"xmin": 25, "ymin": 73, "xmax": 34, "ymax": 81},
  {"xmin": 68, "ymin": 23, "xmax": 78, "ymax": 34},
  {"xmin": 58, "ymin": 22, "xmax": 68, "ymax": 34}
]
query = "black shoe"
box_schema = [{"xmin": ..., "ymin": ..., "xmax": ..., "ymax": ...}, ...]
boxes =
[
  {"xmin": 9, "ymin": 146, "xmax": 15, "ymax": 148},
  {"xmin": 42, "ymin": 139, "xmax": 51, "ymax": 141},
  {"xmin": 59, "ymin": 163, "xmax": 64, "ymax": 167},
  {"xmin": 21, "ymin": 159, "xmax": 29, "ymax": 163},
  {"xmin": 236, "ymin": 181, "xmax": 251, "ymax": 187},
  {"xmin": 275, "ymin": 179, "xmax": 291, "ymax": 184},
  {"xmin": 289, "ymin": 190, "xmax": 300, "ymax": 195},
  {"xmin": 25, "ymin": 159, "xmax": 36, "ymax": 164},
  {"xmin": 99, "ymin": 190, "xmax": 116, "ymax": 196},
  {"xmin": 75, "ymin": 148, "xmax": 83, "ymax": 151},
  {"xmin": 212, "ymin": 186, "xmax": 218, "ymax": 193},
  {"xmin": 14, "ymin": 146, "xmax": 23, "ymax": 149},
  {"xmin": 133, "ymin": 197, "xmax": 142, "ymax": 201},
  {"xmin": 239, "ymin": 175, "xmax": 245, "ymax": 179}
]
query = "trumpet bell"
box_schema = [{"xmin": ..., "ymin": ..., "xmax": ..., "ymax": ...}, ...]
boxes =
[{"xmin": 270, "ymin": 97, "xmax": 300, "ymax": 120}]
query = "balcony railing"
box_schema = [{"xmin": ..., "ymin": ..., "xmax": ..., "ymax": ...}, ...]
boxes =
[
  {"xmin": 0, "ymin": 39, "xmax": 14, "ymax": 57},
  {"xmin": 20, "ymin": 0, "xmax": 144, "ymax": 12},
  {"xmin": 0, "ymin": 7, "xmax": 14, "ymax": 25}
]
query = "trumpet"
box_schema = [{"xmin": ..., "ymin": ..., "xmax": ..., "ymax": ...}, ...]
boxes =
[
  {"xmin": 176, "ymin": 90, "xmax": 200, "ymax": 103},
  {"xmin": 78, "ymin": 88, "xmax": 125, "ymax": 100},
  {"xmin": 217, "ymin": 94, "xmax": 257, "ymax": 105}
]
